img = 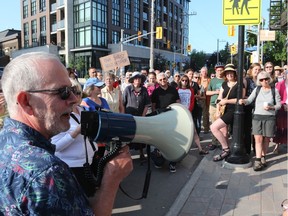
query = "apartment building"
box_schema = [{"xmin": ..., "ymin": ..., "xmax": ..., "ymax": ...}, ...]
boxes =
[{"xmin": 21, "ymin": 0, "xmax": 190, "ymax": 74}]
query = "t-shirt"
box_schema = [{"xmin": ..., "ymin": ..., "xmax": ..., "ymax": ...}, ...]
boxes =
[
  {"xmin": 178, "ymin": 88, "xmax": 195, "ymax": 111},
  {"xmin": 151, "ymin": 86, "xmax": 180, "ymax": 109},
  {"xmin": 207, "ymin": 77, "xmax": 224, "ymax": 107}
]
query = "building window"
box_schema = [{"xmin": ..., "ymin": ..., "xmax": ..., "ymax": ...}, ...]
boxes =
[
  {"xmin": 124, "ymin": 0, "xmax": 130, "ymax": 9},
  {"xmin": 112, "ymin": 31, "xmax": 120, "ymax": 44},
  {"xmin": 124, "ymin": 13, "xmax": 130, "ymax": 29},
  {"xmin": 74, "ymin": 26, "xmax": 91, "ymax": 47},
  {"xmin": 74, "ymin": 2, "xmax": 91, "ymax": 24},
  {"xmin": 134, "ymin": 0, "xmax": 140, "ymax": 31},
  {"xmin": 112, "ymin": 9, "xmax": 120, "ymax": 26},
  {"xmin": 23, "ymin": 0, "xmax": 28, "ymax": 18},
  {"xmin": 32, "ymin": 38, "xmax": 38, "ymax": 47},
  {"xmin": 92, "ymin": 2, "xmax": 107, "ymax": 24},
  {"xmin": 24, "ymin": 40, "xmax": 29, "ymax": 48},
  {"xmin": 39, "ymin": 0, "xmax": 46, "ymax": 12},
  {"xmin": 40, "ymin": 16, "xmax": 46, "ymax": 32},
  {"xmin": 24, "ymin": 22, "xmax": 29, "ymax": 36},
  {"xmin": 31, "ymin": 0, "xmax": 36, "ymax": 16},
  {"xmin": 31, "ymin": 20, "xmax": 37, "ymax": 34},
  {"xmin": 40, "ymin": 35, "xmax": 46, "ymax": 46},
  {"xmin": 92, "ymin": 26, "xmax": 107, "ymax": 47}
]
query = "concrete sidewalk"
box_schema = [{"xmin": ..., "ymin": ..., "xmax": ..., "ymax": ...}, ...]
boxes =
[{"xmin": 166, "ymin": 143, "xmax": 288, "ymax": 216}]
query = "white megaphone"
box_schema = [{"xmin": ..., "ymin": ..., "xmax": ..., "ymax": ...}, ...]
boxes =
[{"xmin": 81, "ymin": 103, "xmax": 194, "ymax": 162}]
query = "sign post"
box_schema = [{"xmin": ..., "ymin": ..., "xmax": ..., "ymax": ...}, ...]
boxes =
[{"xmin": 222, "ymin": 0, "xmax": 262, "ymax": 167}]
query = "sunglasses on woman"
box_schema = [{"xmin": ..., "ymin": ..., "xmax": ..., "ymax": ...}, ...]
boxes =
[
  {"xmin": 259, "ymin": 78, "xmax": 269, "ymax": 82},
  {"xmin": 27, "ymin": 86, "xmax": 78, "ymax": 100}
]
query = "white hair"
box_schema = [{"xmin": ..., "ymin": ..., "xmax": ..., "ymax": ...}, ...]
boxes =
[{"xmin": 2, "ymin": 52, "xmax": 62, "ymax": 115}]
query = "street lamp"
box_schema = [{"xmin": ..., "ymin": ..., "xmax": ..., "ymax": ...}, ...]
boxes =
[{"xmin": 217, "ymin": 39, "xmax": 226, "ymax": 63}]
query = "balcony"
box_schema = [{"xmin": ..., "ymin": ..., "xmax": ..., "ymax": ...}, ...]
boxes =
[
  {"xmin": 50, "ymin": 3, "xmax": 57, "ymax": 13},
  {"xmin": 58, "ymin": 19, "xmax": 65, "ymax": 29}
]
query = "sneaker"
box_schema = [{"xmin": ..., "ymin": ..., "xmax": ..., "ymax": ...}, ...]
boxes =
[
  {"xmin": 154, "ymin": 164, "xmax": 162, "ymax": 169},
  {"xmin": 253, "ymin": 160, "xmax": 263, "ymax": 171},
  {"xmin": 209, "ymin": 145, "xmax": 217, "ymax": 151},
  {"xmin": 169, "ymin": 164, "xmax": 176, "ymax": 173},
  {"xmin": 261, "ymin": 157, "xmax": 267, "ymax": 167}
]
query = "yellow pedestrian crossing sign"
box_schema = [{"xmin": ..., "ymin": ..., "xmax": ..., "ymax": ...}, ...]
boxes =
[{"xmin": 223, "ymin": 0, "xmax": 261, "ymax": 25}]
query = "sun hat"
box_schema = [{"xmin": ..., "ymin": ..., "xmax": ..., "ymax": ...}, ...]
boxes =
[
  {"xmin": 128, "ymin": 71, "xmax": 146, "ymax": 83},
  {"xmin": 274, "ymin": 66, "xmax": 283, "ymax": 71},
  {"xmin": 84, "ymin": 78, "xmax": 105, "ymax": 90}
]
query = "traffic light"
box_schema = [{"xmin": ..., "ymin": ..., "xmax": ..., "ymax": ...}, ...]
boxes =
[
  {"xmin": 228, "ymin": 25, "xmax": 235, "ymax": 37},
  {"xmin": 167, "ymin": 40, "xmax": 171, "ymax": 49},
  {"xmin": 187, "ymin": 44, "xmax": 192, "ymax": 52},
  {"xmin": 156, "ymin": 26, "xmax": 163, "ymax": 39},
  {"xmin": 138, "ymin": 31, "xmax": 142, "ymax": 42},
  {"xmin": 230, "ymin": 44, "xmax": 237, "ymax": 55}
]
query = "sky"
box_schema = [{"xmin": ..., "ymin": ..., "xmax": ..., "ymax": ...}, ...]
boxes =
[
  {"xmin": 0, "ymin": 0, "xmax": 270, "ymax": 53},
  {"xmin": 188, "ymin": 0, "xmax": 270, "ymax": 53}
]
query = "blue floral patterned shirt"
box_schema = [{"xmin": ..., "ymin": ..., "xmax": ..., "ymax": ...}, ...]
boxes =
[{"xmin": 0, "ymin": 118, "xmax": 94, "ymax": 215}]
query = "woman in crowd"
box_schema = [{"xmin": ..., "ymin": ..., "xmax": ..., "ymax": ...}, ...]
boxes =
[
  {"xmin": 122, "ymin": 72, "xmax": 151, "ymax": 162},
  {"xmin": 199, "ymin": 67, "xmax": 211, "ymax": 134},
  {"xmin": 121, "ymin": 71, "xmax": 132, "ymax": 93},
  {"xmin": 170, "ymin": 71, "xmax": 181, "ymax": 88},
  {"xmin": 177, "ymin": 75, "xmax": 208, "ymax": 155},
  {"xmin": 243, "ymin": 63, "xmax": 261, "ymax": 154},
  {"xmin": 81, "ymin": 78, "xmax": 110, "ymax": 156},
  {"xmin": 264, "ymin": 61, "xmax": 276, "ymax": 85},
  {"xmin": 52, "ymin": 79, "xmax": 96, "ymax": 197},
  {"xmin": 239, "ymin": 71, "xmax": 281, "ymax": 171},
  {"xmin": 273, "ymin": 70, "xmax": 288, "ymax": 154},
  {"xmin": 210, "ymin": 66, "xmax": 244, "ymax": 162},
  {"xmin": 101, "ymin": 72, "xmax": 124, "ymax": 113},
  {"xmin": 145, "ymin": 71, "xmax": 159, "ymax": 97}
]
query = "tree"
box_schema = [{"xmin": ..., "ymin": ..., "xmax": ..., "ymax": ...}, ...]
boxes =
[
  {"xmin": 263, "ymin": 31, "xmax": 287, "ymax": 65},
  {"xmin": 154, "ymin": 53, "xmax": 169, "ymax": 71},
  {"xmin": 189, "ymin": 50, "xmax": 207, "ymax": 71},
  {"xmin": 68, "ymin": 55, "xmax": 86, "ymax": 78}
]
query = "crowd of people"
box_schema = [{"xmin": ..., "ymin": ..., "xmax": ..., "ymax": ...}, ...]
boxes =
[{"xmin": 0, "ymin": 51, "xmax": 286, "ymax": 214}]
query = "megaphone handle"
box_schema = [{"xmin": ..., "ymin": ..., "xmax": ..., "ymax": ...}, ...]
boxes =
[{"xmin": 94, "ymin": 140, "xmax": 122, "ymax": 188}]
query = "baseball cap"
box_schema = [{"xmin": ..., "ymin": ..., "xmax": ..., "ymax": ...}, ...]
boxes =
[{"xmin": 84, "ymin": 78, "xmax": 105, "ymax": 90}]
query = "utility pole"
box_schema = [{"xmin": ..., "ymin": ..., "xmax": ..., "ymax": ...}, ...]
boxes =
[
  {"xmin": 217, "ymin": 39, "xmax": 226, "ymax": 63},
  {"xmin": 120, "ymin": 29, "xmax": 124, "ymax": 76},
  {"xmin": 149, "ymin": 0, "xmax": 155, "ymax": 71}
]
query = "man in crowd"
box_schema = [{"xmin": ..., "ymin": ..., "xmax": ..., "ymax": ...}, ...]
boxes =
[
  {"xmin": 0, "ymin": 52, "xmax": 133, "ymax": 215},
  {"xmin": 206, "ymin": 62, "xmax": 225, "ymax": 150},
  {"xmin": 151, "ymin": 72, "xmax": 180, "ymax": 173}
]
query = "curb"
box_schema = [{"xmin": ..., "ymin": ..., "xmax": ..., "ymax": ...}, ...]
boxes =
[{"xmin": 165, "ymin": 156, "xmax": 209, "ymax": 216}]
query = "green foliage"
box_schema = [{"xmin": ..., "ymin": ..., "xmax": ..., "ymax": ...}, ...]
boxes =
[
  {"xmin": 154, "ymin": 53, "xmax": 169, "ymax": 71},
  {"xmin": 68, "ymin": 55, "xmax": 86, "ymax": 76},
  {"xmin": 189, "ymin": 50, "xmax": 207, "ymax": 71},
  {"xmin": 263, "ymin": 31, "xmax": 287, "ymax": 65}
]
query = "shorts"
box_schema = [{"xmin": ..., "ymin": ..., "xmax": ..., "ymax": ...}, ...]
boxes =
[{"xmin": 252, "ymin": 117, "xmax": 276, "ymax": 137}]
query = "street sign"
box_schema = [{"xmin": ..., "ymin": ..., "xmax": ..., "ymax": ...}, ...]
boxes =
[
  {"xmin": 260, "ymin": 30, "xmax": 276, "ymax": 41},
  {"xmin": 223, "ymin": 0, "xmax": 261, "ymax": 25}
]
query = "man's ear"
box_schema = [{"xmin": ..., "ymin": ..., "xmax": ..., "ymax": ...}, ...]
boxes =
[{"xmin": 17, "ymin": 91, "xmax": 34, "ymax": 115}]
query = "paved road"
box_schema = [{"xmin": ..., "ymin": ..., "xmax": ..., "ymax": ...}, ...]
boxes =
[{"xmin": 112, "ymin": 133, "xmax": 212, "ymax": 216}]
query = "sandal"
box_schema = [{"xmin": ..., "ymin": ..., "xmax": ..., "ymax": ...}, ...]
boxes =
[{"xmin": 213, "ymin": 148, "xmax": 230, "ymax": 162}]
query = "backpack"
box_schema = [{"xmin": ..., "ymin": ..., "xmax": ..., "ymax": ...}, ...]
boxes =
[{"xmin": 253, "ymin": 86, "xmax": 276, "ymax": 106}]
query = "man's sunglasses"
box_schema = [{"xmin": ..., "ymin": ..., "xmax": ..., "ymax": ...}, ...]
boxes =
[{"xmin": 27, "ymin": 86, "xmax": 78, "ymax": 100}]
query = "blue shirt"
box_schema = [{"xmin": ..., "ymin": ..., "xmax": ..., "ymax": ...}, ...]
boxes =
[{"xmin": 0, "ymin": 118, "xmax": 93, "ymax": 215}]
